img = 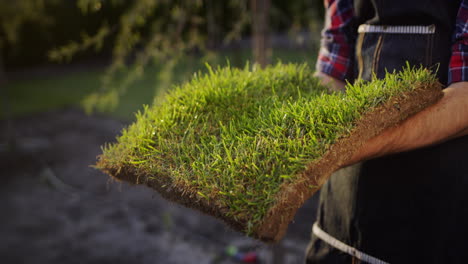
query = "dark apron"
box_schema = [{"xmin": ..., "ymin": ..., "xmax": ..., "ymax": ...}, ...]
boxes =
[{"xmin": 306, "ymin": 1, "xmax": 468, "ymax": 263}]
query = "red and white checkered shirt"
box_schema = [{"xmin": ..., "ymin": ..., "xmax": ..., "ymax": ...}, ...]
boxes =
[{"xmin": 317, "ymin": 0, "xmax": 468, "ymax": 84}]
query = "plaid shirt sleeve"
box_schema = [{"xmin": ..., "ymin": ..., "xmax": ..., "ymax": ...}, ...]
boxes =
[
  {"xmin": 449, "ymin": 0, "xmax": 468, "ymax": 84},
  {"xmin": 316, "ymin": 0, "xmax": 356, "ymax": 81}
]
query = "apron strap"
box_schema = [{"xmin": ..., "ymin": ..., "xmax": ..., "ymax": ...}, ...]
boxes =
[{"xmin": 312, "ymin": 222, "xmax": 390, "ymax": 264}]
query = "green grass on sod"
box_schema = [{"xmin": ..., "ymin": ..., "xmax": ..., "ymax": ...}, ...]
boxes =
[{"xmin": 97, "ymin": 63, "xmax": 442, "ymax": 242}]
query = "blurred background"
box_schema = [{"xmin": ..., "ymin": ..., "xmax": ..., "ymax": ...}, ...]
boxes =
[{"xmin": 0, "ymin": 1, "xmax": 324, "ymax": 263}]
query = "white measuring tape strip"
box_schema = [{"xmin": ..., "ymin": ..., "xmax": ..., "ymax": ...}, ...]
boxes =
[
  {"xmin": 312, "ymin": 222, "xmax": 390, "ymax": 264},
  {"xmin": 358, "ymin": 24, "xmax": 436, "ymax": 34}
]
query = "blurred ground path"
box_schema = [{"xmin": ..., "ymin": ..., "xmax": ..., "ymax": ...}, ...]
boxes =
[{"xmin": 0, "ymin": 109, "xmax": 319, "ymax": 264}]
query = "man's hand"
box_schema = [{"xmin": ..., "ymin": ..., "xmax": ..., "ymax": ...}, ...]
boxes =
[
  {"xmin": 314, "ymin": 72, "xmax": 347, "ymax": 92},
  {"xmin": 314, "ymin": 72, "xmax": 468, "ymax": 167},
  {"xmin": 347, "ymin": 81, "xmax": 468, "ymax": 166}
]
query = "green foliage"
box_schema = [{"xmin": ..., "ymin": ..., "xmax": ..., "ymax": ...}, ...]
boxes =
[
  {"xmin": 98, "ymin": 63, "xmax": 437, "ymax": 232},
  {"xmin": 0, "ymin": 0, "xmax": 56, "ymax": 46},
  {"xmin": 47, "ymin": 0, "xmax": 253, "ymax": 114},
  {"xmin": 44, "ymin": 0, "xmax": 323, "ymax": 114}
]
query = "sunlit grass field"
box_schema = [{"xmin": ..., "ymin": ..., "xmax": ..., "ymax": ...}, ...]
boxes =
[{"xmin": 4, "ymin": 49, "xmax": 317, "ymax": 120}]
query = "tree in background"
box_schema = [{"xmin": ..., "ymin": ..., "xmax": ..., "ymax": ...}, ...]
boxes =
[
  {"xmin": 48, "ymin": 0, "xmax": 251, "ymax": 113},
  {"xmin": 0, "ymin": 0, "xmax": 56, "ymax": 84},
  {"xmin": 0, "ymin": 0, "xmax": 58, "ymax": 148},
  {"xmin": 1, "ymin": 0, "xmax": 322, "ymax": 114},
  {"xmin": 251, "ymin": 0, "xmax": 271, "ymax": 68}
]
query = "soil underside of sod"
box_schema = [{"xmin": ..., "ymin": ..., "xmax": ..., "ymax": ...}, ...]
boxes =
[{"xmin": 97, "ymin": 66, "xmax": 443, "ymax": 243}]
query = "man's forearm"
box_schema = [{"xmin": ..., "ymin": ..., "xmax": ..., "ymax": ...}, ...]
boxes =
[{"xmin": 348, "ymin": 81, "xmax": 468, "ymax": 164}]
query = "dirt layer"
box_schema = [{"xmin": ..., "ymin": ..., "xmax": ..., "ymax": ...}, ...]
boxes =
[
  {"xmin": 99, "ymin": 82, "xmax": 443, "ymax": 243},
  {"xmin": 1, "ymin": 109, "xmax": 318, "ymax": 264}
]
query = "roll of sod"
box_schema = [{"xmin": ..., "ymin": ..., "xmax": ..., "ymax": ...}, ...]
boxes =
[{"xmin": 96, "ymin": 63, "xmax": 442, "ymax": 242}]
